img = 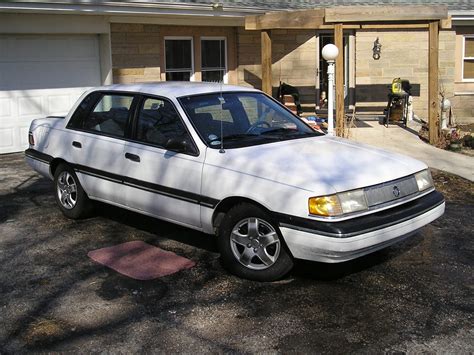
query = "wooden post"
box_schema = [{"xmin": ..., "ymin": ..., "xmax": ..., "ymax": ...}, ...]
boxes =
[
  {"xmin": 261, "ymin": 30, "xmax": 272, "ymax": 95},
  {"xmin": 335, "ymin": 23, "xmax": 345, "ymax": 137},
  {"xmin": 429, "ymin": 21, "xmax": 440, "ymax": 145},
  {"xmin": 194, "ymin": 35, "xmax": 202, "ymax": 82}
]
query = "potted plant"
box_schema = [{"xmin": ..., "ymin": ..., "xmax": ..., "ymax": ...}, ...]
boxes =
[{"xmin": 448, "ymin": 129, "xmax": 462, "ymax": 151}]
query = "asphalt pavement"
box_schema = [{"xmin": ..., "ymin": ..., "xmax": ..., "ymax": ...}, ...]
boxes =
[{"xmin": 0, "ymin": 153, "xmax": 473, "ymax": 353}]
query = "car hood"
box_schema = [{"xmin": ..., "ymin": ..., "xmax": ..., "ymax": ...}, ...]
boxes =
[{"xmin": 204, "ymin": 136, "xmax": 427, "ymax": 195}]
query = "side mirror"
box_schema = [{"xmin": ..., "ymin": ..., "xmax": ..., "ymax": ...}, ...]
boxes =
[{"xmin": 165, "ymin": 137, "xmax": 189, "ymax": 153}]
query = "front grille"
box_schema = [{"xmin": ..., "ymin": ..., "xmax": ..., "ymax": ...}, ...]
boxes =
[{"xmin": 364, "ymin": 175, "xmax": 418, "ymax": 207}]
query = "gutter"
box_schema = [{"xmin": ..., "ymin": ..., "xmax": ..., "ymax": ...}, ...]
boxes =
[{"xmin": 0, "ymin": 1, "xmax": 271, "ymax": 17}]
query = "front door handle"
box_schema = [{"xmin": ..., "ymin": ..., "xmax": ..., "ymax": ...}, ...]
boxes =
[
  {"xmin": 72, "ymin": 141, "xmax": 82, "ymax": 148},
  {"xmin": 125, "ymin": 152, "xmax": 140, "ymax": 162}
]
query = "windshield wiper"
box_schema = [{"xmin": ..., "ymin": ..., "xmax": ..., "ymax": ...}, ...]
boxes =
[{"xmin": 220, "ymin": 133, "xmax": 259, "ymax": 140}]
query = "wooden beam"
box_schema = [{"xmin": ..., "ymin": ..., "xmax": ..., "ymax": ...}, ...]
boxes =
[
  {"xmin": 325, "ymin": 6, "xmax": 448, "ymax": 23},
  {"xmin": 261, "ymin": 30, "xmax": 272, "ymax": 95},
  {"xmin": 335, "ymin": 23, "xmax": 345, "ymax": 137},
  {"xmin": 440, "ymin": 15, "xmax": 452, "ymax": 29},
  {"xmin": 429, "ymin": 21, "xmax": 440, "ymax": 145},
  {"xmin": 245, "ymin": 9, "xmax": 325, "ymax": 30},
  {"xmin": 361, "ymin": 23, "xmax": 429, "ymax": 29}
]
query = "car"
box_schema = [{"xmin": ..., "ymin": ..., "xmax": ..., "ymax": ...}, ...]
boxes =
[{"xmin": 25, "ymin": 82, "xmax": 445, "ymax": 281}]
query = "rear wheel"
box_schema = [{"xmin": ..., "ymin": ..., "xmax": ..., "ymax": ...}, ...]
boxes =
[
  {"xmin": 218, "ymin": 203, "xmax": 294, "ymax": 281},
  {"xmin": 54, "ymin": 163, "xmax": 92, "ymax": 219}
]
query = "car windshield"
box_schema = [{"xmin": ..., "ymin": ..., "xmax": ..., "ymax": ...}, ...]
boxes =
[{"xmin": 178, "ymin": 92, "xmax": 322, "ymax": 149}]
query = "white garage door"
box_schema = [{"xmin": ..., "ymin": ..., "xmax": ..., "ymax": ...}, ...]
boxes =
[{"xmin": 0, "ymin": 34, "xmax": 101, "ymax": 154}]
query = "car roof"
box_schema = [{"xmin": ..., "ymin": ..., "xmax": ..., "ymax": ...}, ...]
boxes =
[{"xmin": 89, "ymin": 81, "xmax": 261, "ymax": 99}]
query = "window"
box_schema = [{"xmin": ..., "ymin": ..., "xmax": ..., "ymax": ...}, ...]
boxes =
[
  {"xmin": 201, "ymin": 38, "xmax": 227, "ymax": 83},
  {"xmin": 136, "ymin": 97, "xmax": 190, "ymax": 150},
  {"xmin": 463, "ymin": 36, "xmax": 474, "ymax": 80},
  {"xmin": 67, "ymin": 92, "xmax": 101, "ymax": 129},
  {"xmin": 67, "ymin": 93, "xmax": 134, "ymax": 138},
  {"xmin": 165, "ymin": 38, "xmax": 193, "ymax": 81}
]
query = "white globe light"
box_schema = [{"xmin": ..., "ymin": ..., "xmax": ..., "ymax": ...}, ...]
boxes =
[{"xmin": 322, "ymin": 44, "xmax": 339, "ymax": 61}]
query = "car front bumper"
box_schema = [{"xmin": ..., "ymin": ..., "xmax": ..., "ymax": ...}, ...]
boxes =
[{"xmin": 277, "ymin": 191, "xmax": 445, "ymax": 263}]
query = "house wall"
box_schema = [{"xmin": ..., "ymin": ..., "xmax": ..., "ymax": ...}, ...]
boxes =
[
  {"xmin": 236, "ymin": 28, "xmax": 317, "ymax": 110},
  {"xmin": 355, "ymin": 29, "xmax": 457, "ymax": 121},
  {"xmin": 111, "ymin": 23, "xmax": 162, "ymax": 84},
  {"xmin": 356, "ymin": 30, "xmax": 429, "ymax": 117},
  {"xmin": 110, "ymin": 23, "xmax": 470, "ymax": 123},
  {"xmin": 111, "ymin": 23, "xmax": 237, "ymax": 85}
]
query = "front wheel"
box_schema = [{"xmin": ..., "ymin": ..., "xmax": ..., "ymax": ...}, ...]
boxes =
[
  {"xmin": 54, "ymin": 163, "xmax": 92, "ymax": 219},
  {"xmin": 218, "ymin": 203, "xmax": 294, "ymax": 281}
]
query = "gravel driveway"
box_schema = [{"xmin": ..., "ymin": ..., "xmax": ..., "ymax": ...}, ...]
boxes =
[{"xmin": 0, "ymin": 153, "xmax": 473, "ymax": 353}]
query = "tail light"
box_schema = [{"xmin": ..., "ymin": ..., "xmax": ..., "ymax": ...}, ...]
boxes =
[{"xmin": 28, "ymin": 132, "xmax": 35, "ymax": 146}]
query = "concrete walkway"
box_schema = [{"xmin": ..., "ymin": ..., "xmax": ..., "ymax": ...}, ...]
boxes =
[{"xmin": 349, "ymin": 119, "xmax": 474, "ymax": 182}]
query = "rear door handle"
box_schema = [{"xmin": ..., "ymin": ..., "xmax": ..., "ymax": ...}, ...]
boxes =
[
  {"xmin": 125, "ymin": 152, "xmax": 140, "ymax": 162},
  {"xmin": 72, "ymin": 141, "xmax": 82, "ymax": 148}
]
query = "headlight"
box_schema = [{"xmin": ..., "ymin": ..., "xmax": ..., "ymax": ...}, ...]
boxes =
[
  {"xmin": 309, "ymin": 188, "xmax": 368, "ymax": 217},
  {"xmin": 415, "ymin": 169, "xmax": 434, "ymax": 191},
  {"xmin": 338, "ymin": 189, "xmax": 368, "ymax": 214},
  {"xmin": 308, "ymin": 195, "xmax": 342, "ymax": 217}
]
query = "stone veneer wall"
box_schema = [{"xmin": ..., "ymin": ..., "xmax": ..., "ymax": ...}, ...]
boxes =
[
  {"xmin": 111, "ymin": 23, "xmax": 161, "ymax": 84},
  {"xmin": 355, "ymin": 29, "xmax": 456, "ymax": 120},
  {"xmin": 236, "ymin": 28, "xmax": 317, "ymax": 108},
  {"xmin": 111, "ymin": 23, "xmax": 237, "ymax": 85},
  {"xmin": 452, "ymin": 95, "xmax": 474, "ymax": 123},
  {"xmin": 110, "ymin": 24, "xmax": 465, "ymax": 123}
]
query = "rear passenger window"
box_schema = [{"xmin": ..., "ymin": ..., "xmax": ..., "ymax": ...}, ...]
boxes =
[
  {"xmin": 87, "ymin": 95, "xmax": 134, "ymax": 137},
  {"xmin": 136, "ymin": 97, "xmax": 189, "ymax": 148},
  {"xmin": 68, "ymin": 93, "xmax": 134, "ymax": 138},
  {"xmin": 67, "ymin": 92, "xmax": 101, "ymax": 129}
]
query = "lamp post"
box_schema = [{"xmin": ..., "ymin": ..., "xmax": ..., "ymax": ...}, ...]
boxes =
[{"xmin": 321, "ymin": 44, "xmax": 339, "ymax": 136}]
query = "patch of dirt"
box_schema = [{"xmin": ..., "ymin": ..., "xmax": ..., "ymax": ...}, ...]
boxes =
[
  {"xmin": 23, "ymin": 318, "xmax": 70, "ymax": 347},
  {"xmin": 431, "ymin": 169, "xmax": 474, "ymax": 204}
]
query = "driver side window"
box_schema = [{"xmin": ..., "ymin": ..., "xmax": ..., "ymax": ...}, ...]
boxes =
[{"xmin": 135, "ymin": 97, "xmax": 193, "ymax": 152}]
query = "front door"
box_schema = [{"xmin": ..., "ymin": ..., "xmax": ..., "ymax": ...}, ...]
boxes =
[{"xmin": 122, "ymin": 95, "xmax": 203, "ymax": 229}]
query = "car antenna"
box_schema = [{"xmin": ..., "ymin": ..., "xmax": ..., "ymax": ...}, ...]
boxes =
[{"xmin": 218, "ymin": 79, "xmax": 225, "ymax": 154}]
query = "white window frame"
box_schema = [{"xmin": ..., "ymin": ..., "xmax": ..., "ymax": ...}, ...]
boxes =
[
  {"xmin": 462, "ymin": 35, "xmax": 474, "ymax": 82},
  {"xmin": 164, "ymin": 36, "xmax": 195, "ymax": 82},
  {"xmin": 200, "ymin": 36, "xmax": 228, "ymax": 84}
]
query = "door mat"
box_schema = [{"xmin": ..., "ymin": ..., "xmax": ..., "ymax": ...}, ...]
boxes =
[{"xmin": 88, "ymin": 241, "xmax": 195, "ymax": 280}]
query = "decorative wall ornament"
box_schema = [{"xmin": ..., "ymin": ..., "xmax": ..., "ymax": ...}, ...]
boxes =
[{"xmin": 373, "ymin": 37, "xmax": 382, "ymax": 60}]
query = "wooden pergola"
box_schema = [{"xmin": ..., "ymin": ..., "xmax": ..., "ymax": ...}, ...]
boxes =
[{"xmin": 245, "ymin": 6, "xmax": 451, "ymax": 144}]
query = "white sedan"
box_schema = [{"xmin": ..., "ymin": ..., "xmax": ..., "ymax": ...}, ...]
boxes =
[{"xmin": 25, "ymin": 82, "xmax": 445, "ymax": 281}]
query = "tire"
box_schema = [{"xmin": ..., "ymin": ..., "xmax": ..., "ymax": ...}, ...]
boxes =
[
  {"xmin": 218, "ymin": 203, "xmax": 294, "ymax": 281},
  {"xmin": 54, "ymin": 163, "xmax": 92, "ymax": 219}
]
